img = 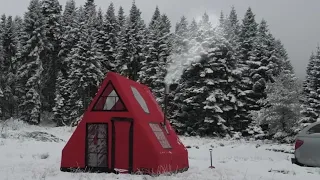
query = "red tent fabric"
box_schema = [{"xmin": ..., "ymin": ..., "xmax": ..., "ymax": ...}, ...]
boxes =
[{"xmin": 60, "ymin": 72, "xmax": 189, "ymax": 175}]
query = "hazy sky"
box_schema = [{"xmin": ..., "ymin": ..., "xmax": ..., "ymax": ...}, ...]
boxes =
[{"xmin": 0, "ymin": 0, "xmax": 319, "ymax": 79}]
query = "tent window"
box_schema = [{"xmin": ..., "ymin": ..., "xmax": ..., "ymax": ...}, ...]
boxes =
[
  {"xmin": 149, "ymin": 123, "xmax": 171, "ymax": 149},
  {"xmin": 93, "ymin": 82, "xmax": 127, "ymax": 111},
  {"xmin": 131, "ymin": 86, "xmax": 149, "ymax": 114}
]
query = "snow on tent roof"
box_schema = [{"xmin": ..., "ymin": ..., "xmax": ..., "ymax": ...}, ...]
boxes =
[{"xmin": 130, "ymin": 86, "xmax": 150, "ymax": 113}]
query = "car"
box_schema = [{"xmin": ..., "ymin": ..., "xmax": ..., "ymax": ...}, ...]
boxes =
[{"xmin": 292, "ymin": 121, "xmax": 320, "ymax": 167}]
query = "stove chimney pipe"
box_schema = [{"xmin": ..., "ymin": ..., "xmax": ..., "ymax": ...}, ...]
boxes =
[{"xmin": 163, "ymin": 83, "xmax": 170, "ymax": 127}]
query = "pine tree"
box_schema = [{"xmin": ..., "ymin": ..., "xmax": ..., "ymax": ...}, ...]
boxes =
[
  {"xmin": 300, "ymin": 48, "xmax": 320, "ymax": 126},
  {"xmin": 114, "ymin": 6, "xmax": 125, "ymax": 73},
  {"xmin": 201, "ymin": 35, "xmax": 240, "ymax": 137},
  {"xmin": 116, "ymin": 1, "xmax": 146, "ymax": 81},
  {"xmin": 167, "ymin": 15, "xmax": 190, "ymax": 129},
  {"xmin": 197, "ymin": 13, "xmax": 213, "ymax": 41},
  {"xmin": 41, "ymin": 0, "xmax": 63, "ymax": 112},
  {"xmin": 53, "ymin": 0, "xmax": 77, "ymax": 126},
  {"xmin": 139, "ymin": 7, "xmax": 172, "ymax": 104},
  {"xmin": 17, "ymin": 0, "xmax": 46, "ymax": 124},
  {"xmin": 274, "ymin": 39, "xmax": 293, "ymax": 74},
  {"xmin": 117, "ymin": 6, "xmax": 125, "ymax": 31},
  {"xmin": 175, "ymin": 16, "xmax": 188, "ymax": 39},
  {"xmin": 170, "ymin": 13, "xmax": 213, "ymax": 136},
  {"xmin": 0, "ymin": 15, "xmax": 4, "ymax": 119},
  {"xmin": 59, "ymin": 0, "xmax": 77, "ymax": 68},
  {"xmin": 170, "ymin": 16, "xmax": 189, "ymax": 58},
  {"xmin": 222, "ymin": 6, "xmax": 241, "ymax": 56},
  {"xmin": 189, "ymin": 19, "xmax": 198, "ymax": 38},
  {"xmin": 0, "ymin": 16, "xmax": 19, "ymax": 118},
  {"xmin": 53, "ymin": 71, "xmax": 67, "ymax": 125},
  {"xmin": 224, "ymin": 6, "xmax": 240, "ymax": 40},
  {"xmin": 247, "ymin": 20, "xmax": 271, "ymax": 106},
  {"xmin": 65, "ymin": 1, "xmax": 104, "ymax": 125},
  {"xmin": 100, "ymin": 3, "xmax": 117, "ymax": 72},
  {"xmin": 230, "ymin": 7, "xmax": 259, "ymax": 135}
]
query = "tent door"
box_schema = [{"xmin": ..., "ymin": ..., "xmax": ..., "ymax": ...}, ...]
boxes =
[
  {"xmin": 85, "ymin": 123, "xmax": 108, "ymax": 170},
  {"xmin": 111, "ymin": 117, "xmax": 133, "ymax": 173}
]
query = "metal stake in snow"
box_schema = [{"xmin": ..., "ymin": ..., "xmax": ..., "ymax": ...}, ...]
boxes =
[{"xmin": 209, "ymin": 149, "xmax": 215, "ymax": 168}]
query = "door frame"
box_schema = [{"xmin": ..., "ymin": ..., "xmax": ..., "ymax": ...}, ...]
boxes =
[
  {"xmin": 85, "ymin": 122, "xmax": 109, "ymax": 172},
  {"xmin": 111, "ymin": 117, "xmax": 134, "ymax": 174}
]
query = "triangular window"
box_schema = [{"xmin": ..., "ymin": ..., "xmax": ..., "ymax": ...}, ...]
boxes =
[{"xmin": 92, "ymin": 82, "xmax": 127, "ymax": 111}]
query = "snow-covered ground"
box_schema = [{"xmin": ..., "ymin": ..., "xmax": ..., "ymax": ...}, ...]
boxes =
[{"xmin": 0, "ymin": 120, "xmax": 319, "ymax": 180}]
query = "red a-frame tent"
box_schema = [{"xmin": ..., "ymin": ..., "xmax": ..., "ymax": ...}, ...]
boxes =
[{"xmin": 60, "ymin": 72, "xmax": 189, "ymax": 174}]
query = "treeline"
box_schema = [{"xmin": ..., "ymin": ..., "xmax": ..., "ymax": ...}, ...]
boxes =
[
  {"xmin": 0, "ymin": 0, "xmax": 303, "ymax": 141},
  {"xmin": 166, "ymin": 8, "xmax": 300, "ymax": 142}
]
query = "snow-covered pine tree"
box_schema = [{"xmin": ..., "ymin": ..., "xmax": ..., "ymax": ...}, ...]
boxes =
[
  {"xmin": 189, "ymin": 19, "xmax": 198, "ymax": 38},
  {"xmin": 167, "ymin": 15, "xmax": 190, "ymax": 132},
  {"xmin": 17, "ymin": 0, "xmax": 47, "ymax": 124},
  {"xmin": 53, "ymin": 0, "xmax": 78, "ymax": 126},
  {"xmin": 0, "ymin": 87, "xmax": 3, "ymax": 119},
  {"xmin": 0, "ymin": 15, "xmax": 4, "ymax": 119},
  {"xmin": 117, "ymin": 6, "xmax": 125, "ymax": 32},
  {"xmin": 53, "ymin": 71, "xmax": 67, "ymax": 126},
  {"xmin": 114, "ymin": 6, "xmax": 126, "ymax": 73},
  {"xmin": 201, "ymin": 34, "xmax": 241, "ymax": 137},
  {"xmin": 149, "ymin": 6, "xmax": 160, "ymax": 29},
  {"xmin": 218, "ymin": 11, "xmax": 226, "ymax": 31},
  {"xmin": 41, "ymin": 0, "xmax": 63, "ymax": 112},
  {"xmin": 223, "ymin": 6, "xmax": 240, "ymax": 48},
  {"xmin": 237, "ymin": 7, "xmax": 260, "ymax": 113},
  {"xmin": 65, "ymin": 1, "xmax": 104, "ymax": 125},
  {"xmin": 174, "ymin": 16, "xmax": 188, "ymax": 51},
  {"xmin": 9, "ymin": 16, "xmax": 24, "ymax": 118},
  {"xmin": 59, "ymin": 0, "xmax": 77, "ymax": 70},
  {"xmin": 0, "ymin": 15, "xmax": 19, "ymax": 118},
  {"xmin": 197, "ymin": 13, "xmax": 213, "ymax": 41},
  {"xmin": 171, "ymin": 16, "xmax": 189, "ymax": 58},
  {"xmin": 94, "ymin": 8, "xmax": 110, "ymax": 73},
  {"xmin": 116, "ymin": 1, "xmax": 146, "ymax": 81},
  {"xmin": 170, "ymin": 13, "xmax": 216, "ymax": 136},
  {"xmin": 246, "ymin": 20, "xmax": 274, "ymax": 108},
  {"xmin": 300, "ymin": 48, "xmax": 320, "ymax": 126},
  {"xmin": 274, "ymin": 39, "xmax": 293, "ymax": 74},
  {"xmin": 13, "ymin": 15, "xmax": 23, "ymax": 69},
  {"xmin": 139, "ymin": 6, "xmax": 172, "ymax": 105},
  {"xmin": 258, "ymin": 70, "xmax": 301, "ymax": 142},
  {"xmin": 100, "ymin": 3, "xmax": 117, "ymax": 72},
  {"xmin": 225, "ymin": 7, "xmax": 240, "ymax": 38},
  {"xmin": 219, "ymin": 7, "xmax": 253, "ymax": 135}
]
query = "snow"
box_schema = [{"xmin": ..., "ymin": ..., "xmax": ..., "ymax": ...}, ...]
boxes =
[{"xmin": 1, "ymin": 120, "xmax": 320, "ymax": 180}]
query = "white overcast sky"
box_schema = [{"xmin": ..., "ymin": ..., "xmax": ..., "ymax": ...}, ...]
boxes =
[{"xmin": 0, "ymin": 0, "xmax": 319, "ymax": 79}]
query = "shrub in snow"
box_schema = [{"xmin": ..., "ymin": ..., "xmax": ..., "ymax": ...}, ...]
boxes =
[
  {"xmin": 23, "ymin": 131, "xmax": 64, "ymax": 142},
  {"xmin": 33, "ymin": 152, "xmax": 49, "ymax": 159},
  {"xmin": 255, "ymin": 70, "xmax": 301, "ymax": 142},
  {"xmin": 40, "ymin": 152, "xmax": 49, "ymax": 159}
]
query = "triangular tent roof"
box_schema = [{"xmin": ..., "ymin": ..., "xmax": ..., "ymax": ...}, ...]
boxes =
[{"xmin": 86, "ymin": 72, "xmax": 165, "ymax": 123}]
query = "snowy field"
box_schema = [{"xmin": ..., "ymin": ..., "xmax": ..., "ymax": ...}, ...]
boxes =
[{"xmin": 0, "ymin": 120, "xmax": 320, "ymax": 180}]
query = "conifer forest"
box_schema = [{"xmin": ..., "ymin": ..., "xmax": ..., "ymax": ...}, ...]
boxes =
[{"xmin": 0, "ymin": 0, "xmax": 318, "ymax": 143}]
